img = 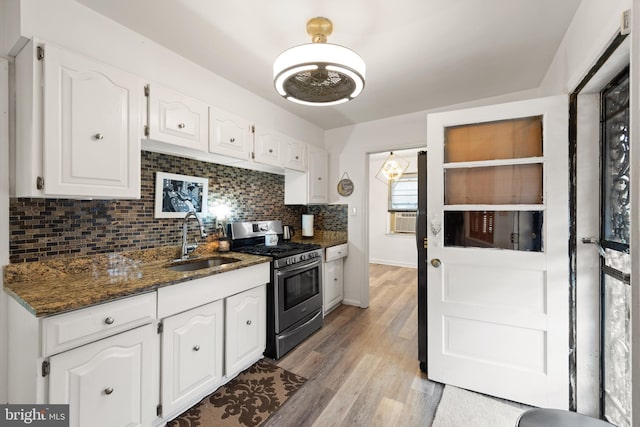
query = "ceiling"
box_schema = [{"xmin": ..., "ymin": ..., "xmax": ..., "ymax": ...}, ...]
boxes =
[{"xmin": 74, "ymin": 0, "xmax": 582, "ymax": 130}]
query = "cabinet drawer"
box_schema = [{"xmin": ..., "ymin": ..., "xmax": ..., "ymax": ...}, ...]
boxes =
[
  {"xmin": 42, "ymin": 292, "xmax": 156, "ymax": 356},
  {"xmin": 325, "ymin": 243, "xmax": 348, "ymax": 262}
]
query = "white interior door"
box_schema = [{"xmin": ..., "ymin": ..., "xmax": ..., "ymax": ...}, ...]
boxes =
[{"xmin": 426, "ymin": 96, "xmax": 569, "ymax": 408}]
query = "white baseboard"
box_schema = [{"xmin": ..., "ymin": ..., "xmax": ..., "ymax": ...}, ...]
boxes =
[{"xmin": 342, "ymin": 298, "xmax": 365, "ymax": 308}]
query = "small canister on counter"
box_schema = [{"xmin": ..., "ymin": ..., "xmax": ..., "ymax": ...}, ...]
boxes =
[{"xmin": 218, "ymin": 237, "xmax": 230, "ymax": 252}]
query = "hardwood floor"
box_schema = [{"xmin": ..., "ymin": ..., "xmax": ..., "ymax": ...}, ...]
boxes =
[{"xmin": 264, "ymin": 264, "xmax": 444, "ymax": 427}]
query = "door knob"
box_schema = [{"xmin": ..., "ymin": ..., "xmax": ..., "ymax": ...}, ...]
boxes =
[{"xmin": 430, "ymin": 258, "xmax": 441, "ymax": 268}]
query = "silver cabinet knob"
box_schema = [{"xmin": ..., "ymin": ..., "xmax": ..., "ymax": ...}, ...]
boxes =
[
  {"xmin": 193, "ymin": 345, "xmax": 200, "ymax": 352},
  {"xmin": 334, "ymin": 278, "xmax": 338, "ymax": 281},
  {"xmin": 104, "ymin": 387, "xmax": 114, "ymax": 395},
  {"xmin": 295, "ymin": 156, "xmax": 299, "ymax": 160},
  {"xmin": 104, "ymin": 316, "xmax": 115, "ymax": 325},
  {"xmin": 230, "ymin": 137, "xmax": 235, "ymax": 143},
  {"xmin": 93, "ymin": 133, "xmax": 104, "ymax": 140},
  {"xmin": 177, "ymin": 123, "xmax": 186, "ymax": 129},
  {"xmin": 430, "ymin": 259, "xmax": 441, "ymax": 268},
  {"xmin": 246, "ymin": 320, "xmax": 252, "ymax": 325},
  {"xmin": 318, "ymin": 177, "xmax": 322, "ymax": 181},
  {"xmin": 268, "ymin": 149, "xmax": 273, "ymax": 153}
]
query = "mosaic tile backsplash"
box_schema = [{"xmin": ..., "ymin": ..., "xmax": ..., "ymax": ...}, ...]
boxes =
[{"xmin": 9, "ymin": 151, "xmax": 347, "ymax": 263}]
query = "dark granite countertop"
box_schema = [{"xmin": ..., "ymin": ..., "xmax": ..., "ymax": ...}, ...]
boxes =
[
  {"xmin": 290, "ymin": 231, "xmax": 348, "ymax": 248},
  {"xmin": 3, "ymin": 246, "xmax": 271, "ymax": 317}
]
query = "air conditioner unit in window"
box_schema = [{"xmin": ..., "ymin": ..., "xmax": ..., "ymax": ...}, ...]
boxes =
[{"xmin": 394, "ymin": 212, "xmax": 417, "ymax": 233}]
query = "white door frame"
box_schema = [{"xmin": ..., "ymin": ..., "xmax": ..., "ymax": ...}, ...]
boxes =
[
  {"xmin": 628, "ymin": 1, "xmax": 640, "ymax": 422},
  {"xmin": 0, "ymin": 57, "xmax": 9, "ymax": 404},
  {"xmin": 572, "ymin": 33, "xmax": 630, "ymax": 417}
]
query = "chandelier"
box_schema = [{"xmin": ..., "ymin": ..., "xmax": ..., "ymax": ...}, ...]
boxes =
[
  {"xmin": 273, "ymin": 17, "xmax": 366, "ymax": 106},
  {"xmin": 375, "ymin": 152, "xmax": 409, "ymax": 184}
]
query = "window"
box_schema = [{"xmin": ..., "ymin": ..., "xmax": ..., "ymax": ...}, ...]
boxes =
[
  {"xmin": 469, "ymin": 211, "xmax": 494, "ymax": 244},
  {"xmin": 442, "ymin": 116, "xmax": 544, "ymax": 252},
  {"xmin": 388, "ymin": 173, "xmax": 417, "ymax": 234},
  {"xmin": 388, "ymin": 173, "xmax": 418, "ymax": 211}
]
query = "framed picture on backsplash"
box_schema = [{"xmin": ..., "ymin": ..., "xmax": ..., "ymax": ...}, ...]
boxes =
[{"xmin": 155, "ymin": 172, "xmax": 209, "ymax": 218}]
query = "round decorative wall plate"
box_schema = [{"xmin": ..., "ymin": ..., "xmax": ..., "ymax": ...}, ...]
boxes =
[{"xmin": 337, "ymin": 173, "xmax": 354, "ymax": 197}]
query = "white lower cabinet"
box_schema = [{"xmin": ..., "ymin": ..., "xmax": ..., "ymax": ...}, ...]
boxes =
[
  {"xmin": 48, "ymin": 323, "xmax": 157, "ymax": 427},
  {"xmin": 225, "ymin": 285, "xmax": 266, "ymax": 377},
  {"xmin": 323, "ymin": 244, "xmax": 348, "ymax": 315},
  {"xmin": 7, "ymin": 262, "xmax": 270, "ymax": 427},
  {"xmin": 161, "ymin": 300, "xmax": 224, "ymax": 418},
  {"xmin": 323, "ymin": 259, "xmax": 344, "ymax": 315}
]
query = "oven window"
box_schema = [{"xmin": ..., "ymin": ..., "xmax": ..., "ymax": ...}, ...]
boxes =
[{"xmin": 284, "ymin": 268, "xmax": 320, "ymax": 310}]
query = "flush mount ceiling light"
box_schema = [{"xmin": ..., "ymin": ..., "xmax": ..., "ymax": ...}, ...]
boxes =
[
  {"xmin": 375, "ymin": 152, "xmax": 409, "ymax": 184},
  {"xmin": 273, "ymin": 17, "xmax": 366, "ymax": 106}
]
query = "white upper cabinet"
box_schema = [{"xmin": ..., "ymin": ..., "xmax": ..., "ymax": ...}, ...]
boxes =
[
  {"xmin": 282, "ymin": 137, "xmax": 307, "ymax": 172},
  {"xmin": 308, "ymin": 145, "xmax": 329, "ymax": 203},
  {"xmin": 253, "ymin": 126, "xmax": 284, "ymax": 168},
  {"xmin": 284, "ymin": 145, "xmax": 328, "ymax": 205},
  {"xmin": 146, "ymin": 84, "xmax": 209, "ymax": 151},
  {"xmin": 209, "ymin": 108, "xmax": 253, "ymax": 160},
  {"xmin": 15, "ymin": 40, "xmax": 142, "ymax": 199}
]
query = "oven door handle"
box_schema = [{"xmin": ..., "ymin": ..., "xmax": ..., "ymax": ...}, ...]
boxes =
[
  {"xmin": 276, "ymin": 258, "xmax": 322, "ymax": 275},
  {"xmin": 278, "ymin": 310, "xmax": 323, "ymax": 340}
]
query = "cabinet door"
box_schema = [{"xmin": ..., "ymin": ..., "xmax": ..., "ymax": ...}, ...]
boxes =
[
  {"xmin": 253, "ymin": 127, "xmax": 283, "ymax": 167},
  {"xmin": 49, "ymin": 324, "xmax": 156, "ymax": 427},
  {"xmin": 323, "ymin": 259, "xmax": 344, "ymax": 315},
  {"xmin": 308, "ymin": 145, "xmax": 329, "ymax": 203},
  {"xmin": 209, "ymin": 108, "xmax": 252, "ymax": 160},
  {"xmin": 283, "ymin": 138, "xmax": 307, "ymax": 172},
  {"xmin": 225, "ymin": 285, "xmax": 266, "ymax": 377},
  {"xmin": 147, "ymin": 84, "xmax": 209, "ymax": 151},
  {"xmin": 161, "ymin": 300, "xmax": 224, "ymax": 417},
  {"xmin": 42, "ymin": 43, "xmax": 141, "ymax": 198}
]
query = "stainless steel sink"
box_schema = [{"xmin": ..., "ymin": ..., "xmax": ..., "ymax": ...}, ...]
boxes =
[{"xmin": 165, "ymin": 257, "xmax": 240, "ymax": 272}]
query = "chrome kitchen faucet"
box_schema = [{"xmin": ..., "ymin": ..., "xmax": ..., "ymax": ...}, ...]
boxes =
[{"xmin": 181, "ymin": 211, "xmax": 207, "ymax": 259}]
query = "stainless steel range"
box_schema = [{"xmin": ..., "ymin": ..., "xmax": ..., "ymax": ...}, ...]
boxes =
[{"xmin": 230, "ymin": 220, "xmax": 323, "ymax": 359}]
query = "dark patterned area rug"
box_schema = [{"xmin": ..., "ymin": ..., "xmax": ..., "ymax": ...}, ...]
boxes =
[{"xmin": 166, "ymin": 359, "xmax": 306, "ymax": 427}]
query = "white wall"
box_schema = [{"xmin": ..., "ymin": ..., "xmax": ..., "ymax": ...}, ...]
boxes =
[
  {"xmin": 540, "ymin": 0, "xmax": 631, "ymax": 95},
  {"xmin": 0, "ymin": 57, "xmax": 9, "ymax": 403},
  {"xmin": 327, "ymin": 0, "xmax": 631, "ymax": 415},
  {"xmin": 5, "ymin": 0, "xmax": 324, "ymax": 148},
  {"xmin": 368, "ymin": 149, "xmax": 419, "ymax": 268}
]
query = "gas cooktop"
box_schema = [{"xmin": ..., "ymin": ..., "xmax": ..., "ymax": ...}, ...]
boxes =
[{"xmin": 233, "ymin": 242, "xmax": 321, "ymax": 259}]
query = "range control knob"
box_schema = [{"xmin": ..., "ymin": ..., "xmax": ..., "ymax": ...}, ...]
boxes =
[{"xmin": 300, "ymin": 254, "xmax": 307, "ymax": 261}]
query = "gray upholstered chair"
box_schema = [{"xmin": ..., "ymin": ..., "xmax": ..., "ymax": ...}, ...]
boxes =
[{"xmin": 516, "ymin": 408, "xmax": 616, "ymax": 427}]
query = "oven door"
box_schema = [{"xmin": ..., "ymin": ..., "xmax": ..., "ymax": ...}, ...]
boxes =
[{"xmin": 274, "ymin": 257, "xmax": 323, "ymax": 332}]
